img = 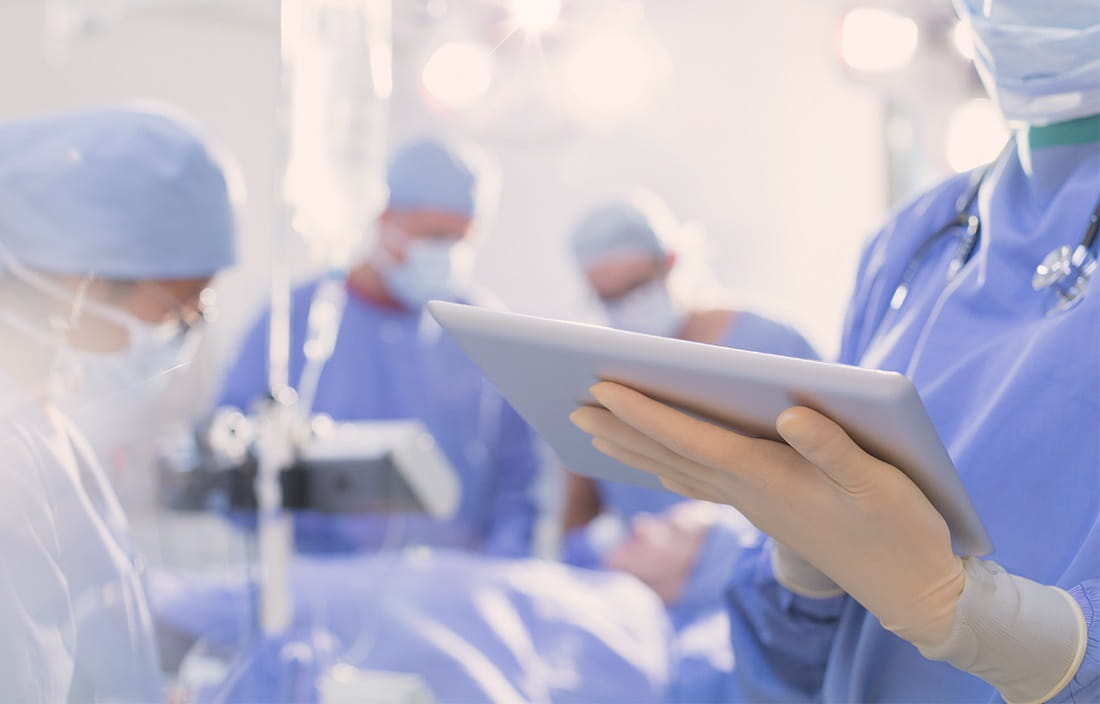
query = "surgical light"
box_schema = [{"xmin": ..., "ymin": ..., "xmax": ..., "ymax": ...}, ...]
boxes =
[
  {"xmin": 510, "ymin": 0, "xmax": 561, "ymax": 34},
  {"xmin": 422, "ymin": 41, "xmax": 493, "ymax": 110},
  {"xmin": 839, "ymin": 7, "xmax": 919, "ymax": 73},
  {"xmin": 945, "ymin": 98, "xmax": 1009, "ymax": 173},
  {"xmin": 564, "ymin": 31, "xmax": 666, "ymax": 121}
]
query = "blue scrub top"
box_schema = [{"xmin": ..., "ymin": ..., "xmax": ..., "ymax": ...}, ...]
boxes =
[
  {"xmin": 596, "ymin": 312, "xmax": 819, "ymax": 521},
  {"xmin": 217, "ymin": 283, "xmax": 540, "ymax": 557},
  {"xmin": 725, "ymin": 134, "xmax": 1100, "ymax": 702}
]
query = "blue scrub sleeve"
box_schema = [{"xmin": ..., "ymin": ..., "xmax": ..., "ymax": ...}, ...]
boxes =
[
  {"xmin": 1046, "ymin": 581, "xmax": 1099, "ymax": 704},
  {"xmin": 725, "ymin": 540, "xmax": 847, "ymax": 703},
  {"xmin": 216, "ymin": 306, "xmax": 272, "ymax": 412},
  {"xmin": 480, "ymin": 401, "xmax": 539, "ymax": 558}
]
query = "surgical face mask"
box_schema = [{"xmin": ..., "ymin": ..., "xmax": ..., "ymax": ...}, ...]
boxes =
[
  {"xmin": 69, "ymin": 299, "xmax": 198, "ymax": 402},
  {"xmin": 381, "ymin": 238, "xmax": 475, "ymax": 309},
  {"xmin": 603, "ymin": 278, "xmax": 684, "ymax": 337},
  {"xmin": 954, "ymin": 0, "xmax": 1100, "ymax": 125}
]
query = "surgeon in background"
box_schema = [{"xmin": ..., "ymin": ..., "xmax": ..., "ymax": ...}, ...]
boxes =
[
  {"xmin": 562, "ymin": 193, "xmax": 818, "ymax": 558},
  {"xmin": 0, "ymin": 107, "xmax": 236, "ymax": 701},
  {"xmin": 571, "ymin": 1, "xmax": 1100, "ymax": 701},
  {"xmin": 218, "ymin": 137, "xmax": 540, "ymax": 556}
]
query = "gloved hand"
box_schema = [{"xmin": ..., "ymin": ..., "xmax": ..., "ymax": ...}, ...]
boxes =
[
  {"xmin": 769, "ymin": 540, "xmax": 844, "ymax": 599},
  {"xmin": 570, "ymin": 381, "xmax": 965, "ymax": 648},
  {"xmin": 570, "ymin": 381, "xmax": 1088, "ymax": 703}
]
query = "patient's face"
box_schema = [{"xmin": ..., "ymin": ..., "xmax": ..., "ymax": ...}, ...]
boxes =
[{"xmin": 604, "ymin": 503, "xmax": 712, "ymax": 605}]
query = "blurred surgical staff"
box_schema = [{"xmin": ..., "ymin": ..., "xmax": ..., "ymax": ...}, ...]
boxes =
[
  {"xmin": 219, "ymin": 137, "xmax": 540, "ymax": 556},
  {"xmin": 562, "ymin": 194, "xmax": 818, "ymax": 554},
  {"xmin": 572, "ymin": 1, "xmax": 1100, "ymax": 701},
  {"xmin": 0, "ymin": 107, "xmax": 236, "ymax": 701}
]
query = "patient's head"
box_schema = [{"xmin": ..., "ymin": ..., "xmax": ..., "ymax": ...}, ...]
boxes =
[{"xmin": 604, "ymin": 502, "xmax": 722, "ymax": 605}]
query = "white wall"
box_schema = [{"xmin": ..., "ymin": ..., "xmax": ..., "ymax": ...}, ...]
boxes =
[{"xmin": 0, "ymin": 0, "xmax": 888, "ymax": 397}]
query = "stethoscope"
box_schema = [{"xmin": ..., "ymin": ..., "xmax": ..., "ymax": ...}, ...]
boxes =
[{"xmin": 888, "ymin": 140, "xmax": 1100, "ymax": 319}]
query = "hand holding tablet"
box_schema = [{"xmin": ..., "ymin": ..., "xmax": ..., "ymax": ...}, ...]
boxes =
[
  {"xmin": 570, "ymin": 381, "xmax": 973, "ymax": 647},
  {"xmin": 428, "ymin": 301, "xmax": 991, "ymax": 557}
]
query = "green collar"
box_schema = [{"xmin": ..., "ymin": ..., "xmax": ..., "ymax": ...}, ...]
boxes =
[{"xmin": 1023, "ymin": 114, "xmax": 1100, "ymax": 149}]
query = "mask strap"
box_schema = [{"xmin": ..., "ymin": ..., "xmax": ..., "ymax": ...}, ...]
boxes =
[
  {"xmin": 0, "ymin": 240, "xmax": 93, "ymax": 337},
  {"xmin": 0, "ymin": 307, "xmax": 63, "ymax": 347}
]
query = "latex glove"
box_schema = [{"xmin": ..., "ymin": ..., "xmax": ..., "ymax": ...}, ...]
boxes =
[
  {"xmin": 570, "ymin": 381, "xmax": 965, "ymax": 647},
  {"xmin": 570, "ymin": 382, "xmax": 1088, "ymax": 702},
  {"xmin": 770, "ymin": 540, "xmax": 844, "ymax": 598}
]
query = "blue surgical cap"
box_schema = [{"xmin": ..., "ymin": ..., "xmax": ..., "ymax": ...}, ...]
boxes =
[
  {"xmin": 570, "ymin": 197, "xmax": 673, "ymax": 269},
  {"xmin": 0, "ymin": 107, "xmax": 237, "ymax": 279},
  {"xmin": 386, "ymin": 138, "xmax": 480, "ymax": 219}
]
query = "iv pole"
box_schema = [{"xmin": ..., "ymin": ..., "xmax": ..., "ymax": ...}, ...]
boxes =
[{"xmin": 257, "ymin": 0, "xmax": 392, "ymax": 637}]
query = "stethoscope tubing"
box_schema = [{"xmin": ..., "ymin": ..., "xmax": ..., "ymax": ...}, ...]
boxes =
[{"xmin": 888, "ymin": 138, "xmax": 1099, "ymax": 318}]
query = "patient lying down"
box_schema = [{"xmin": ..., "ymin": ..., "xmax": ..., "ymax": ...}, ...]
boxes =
[{"xmin": 151, "ymin": 502, "xmax": 756, "ymax": 703}]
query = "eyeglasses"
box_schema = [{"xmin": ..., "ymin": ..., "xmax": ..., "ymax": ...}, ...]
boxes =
[{"xmin": 142, "ymin": 284, "xmax": 218, "ymax": 340}]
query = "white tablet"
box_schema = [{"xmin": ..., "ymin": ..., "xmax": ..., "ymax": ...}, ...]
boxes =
[{"xmin": 428, "ymin": 301, "xmax": 992, "ymax": 556}]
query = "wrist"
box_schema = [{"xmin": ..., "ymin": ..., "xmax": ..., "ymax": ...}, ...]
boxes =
[{"xmin": 918, "ymin": 558, "xmax": 1087, "ymax": 704}]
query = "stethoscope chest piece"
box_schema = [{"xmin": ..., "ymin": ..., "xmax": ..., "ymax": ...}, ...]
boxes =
[{"xmin": 1033, "ymin": 244, "xmax": 1097, "ymax": 315}]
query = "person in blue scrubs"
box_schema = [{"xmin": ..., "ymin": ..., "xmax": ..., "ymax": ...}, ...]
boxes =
[
  {"xmin": 570, "ymin": 2, "xmax": 1100, "ymax": 701},
  {"xmin": 0, "ymin": 107, "xmax": 237, "ymax": 702},
  {"xmin": 218, "ymin": 137, "xmax": 540, "ymax": 557},
  {"xmin": 562, "ymin": 194, "xmax": 818, "ymax": 556}
]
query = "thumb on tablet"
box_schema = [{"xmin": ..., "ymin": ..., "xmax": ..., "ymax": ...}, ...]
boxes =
[{"xmin": 776, "ymin": 407, "xmax": 883, "ymax": 492}]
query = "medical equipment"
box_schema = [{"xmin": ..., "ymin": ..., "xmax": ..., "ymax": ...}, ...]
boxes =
[
  {"xmin": 888, "ymin": 139, "xmax": 1100, "ymax": 319},
  {"xmin": 1033, "ymin": 211, "xmax": 1099, "ymax": 314},
  {"xmin": 428, "ymin": 300, "xmax": 992, "ymax": 556},
  {"xmin": 158, "ymin": 411, "xmax": 460, "ymax": 520},
  {"xmin": 297, "ymin": 269, "xmax": 349, "ymax": 418},
  {"xmin": 249, "ymin": 0, "xmax": 391, "ymax": 638},
  {"xmin": 282, "ymin": 0, "xmax": 391, "ymax": 266}
]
